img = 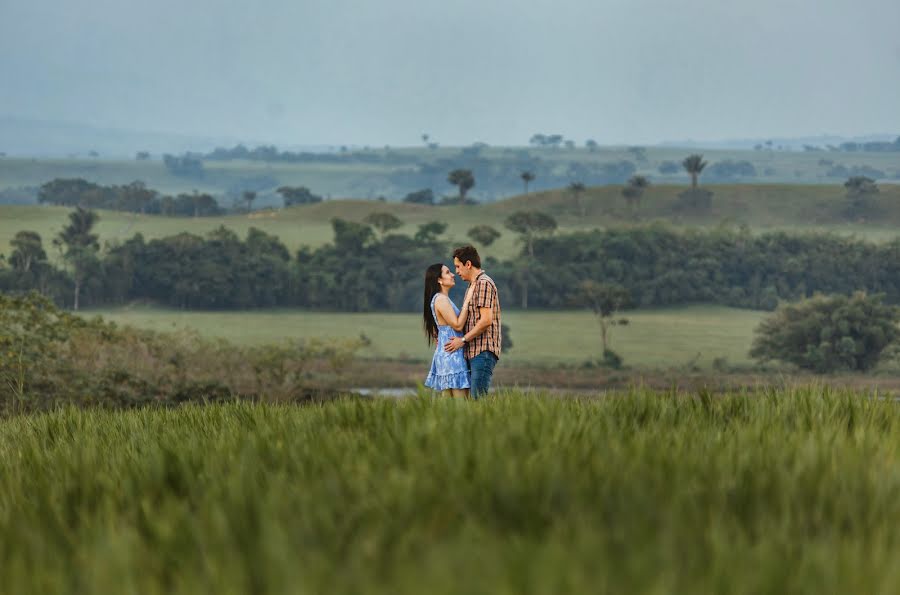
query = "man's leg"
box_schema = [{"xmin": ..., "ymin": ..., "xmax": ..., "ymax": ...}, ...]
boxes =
[{"xmin": 469, "ymin": 351, "xmax": 497, "ymax": 399}]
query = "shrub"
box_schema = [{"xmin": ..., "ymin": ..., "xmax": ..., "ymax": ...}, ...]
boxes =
[
  {"xmin": 0, "ymin": 293, "xmax": 364, "ymax": 412},
  {"xmin": 750, "ymin": 293, "xmax": 900, "ymax": 372}
]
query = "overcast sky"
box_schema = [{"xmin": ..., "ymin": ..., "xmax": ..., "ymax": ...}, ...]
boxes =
[{"xmin": 2, "ymin": 0, "xmax": 899, "ymax": 147}]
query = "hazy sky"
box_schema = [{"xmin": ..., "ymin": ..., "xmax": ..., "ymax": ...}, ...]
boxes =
[{"xmin": 2, "ymin": 0, "xmax": 899, "ymax": 147}]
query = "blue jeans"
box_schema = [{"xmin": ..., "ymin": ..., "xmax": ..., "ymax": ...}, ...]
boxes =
[{"xmin": 468, "ymin": 351, "xmax": 498, "ymax": 399}]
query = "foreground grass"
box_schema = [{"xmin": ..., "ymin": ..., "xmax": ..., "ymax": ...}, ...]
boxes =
[
  {"xmin": 0, "ymin": 390, "xmax": 898, "ymax": 594},
  {"xmin": 87, "ymin": 304, "xmax": 766, "ymax": 368}
]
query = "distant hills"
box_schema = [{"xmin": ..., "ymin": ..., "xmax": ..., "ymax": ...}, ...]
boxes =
[
  {"xmin": 659, "ymin": 133, "xmax": 899, "ymax": 151},
  {"xmin": 2, "ymin": 114, "xmax": 897, "ymax": 157}
]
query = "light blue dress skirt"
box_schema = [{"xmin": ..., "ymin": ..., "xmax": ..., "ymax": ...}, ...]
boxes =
[{"xmin": 424, "ymin": 294, "xmax": 471, "ymax": 391}]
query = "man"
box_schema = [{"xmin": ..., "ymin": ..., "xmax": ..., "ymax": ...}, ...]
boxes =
[{"xmin": 444, "ymin": 245, "xmax": 501, "ymax": 398}]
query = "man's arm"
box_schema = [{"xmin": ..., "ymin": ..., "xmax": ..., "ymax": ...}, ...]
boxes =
[{"xmin": 444, "ymin": 306, "xmax": 492, "ymax": 352}]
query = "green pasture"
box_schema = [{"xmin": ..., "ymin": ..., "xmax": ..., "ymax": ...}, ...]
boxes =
[
  {"xmin": 4, "ymin": 182, "xmax": 900, "ymax": 266},
  {"xmin": 1, "ymin": 393, "xmax": 898, "ymax": 593},
  {"xmin": 86, "ymin": 305, "xmax": 766, "ymax": 369}
]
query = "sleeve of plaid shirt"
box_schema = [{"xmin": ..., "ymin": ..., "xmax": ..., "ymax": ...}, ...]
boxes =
[{"xmin": 473, "ymin": 278, "xmax": 495, "ymax": 310}]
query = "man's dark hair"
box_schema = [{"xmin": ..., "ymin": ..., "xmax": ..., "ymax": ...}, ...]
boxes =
[{"xmin": 452, "ymin": 245, "xmax": 481, "ymax": 268}]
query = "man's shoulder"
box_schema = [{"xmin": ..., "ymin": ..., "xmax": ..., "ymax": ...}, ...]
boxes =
[{"xmin": 477, "ymin": 272, "xmax": 498, "ymax": 288}]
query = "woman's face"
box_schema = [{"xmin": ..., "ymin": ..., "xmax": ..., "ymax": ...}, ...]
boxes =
[{"xmin": 439, "ymin": 265, "xmax": 456, "ymax": 289}]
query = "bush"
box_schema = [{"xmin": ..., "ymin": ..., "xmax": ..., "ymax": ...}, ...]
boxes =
[
  {"xmin": 602, "ymin": 349, "xmax": 623, "ymax": 369},
  {"xmin": 0, "ymin": 293, "xmax": 364, "ymax": 412},
  {"xmin": 750, "ymin": 293, "xmax": 900, "ymax": 372}
]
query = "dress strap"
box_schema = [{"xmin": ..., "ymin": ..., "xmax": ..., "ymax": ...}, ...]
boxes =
[{"xmin": 430, "ymin": 293, "xmax": 440, "ymax": 326}]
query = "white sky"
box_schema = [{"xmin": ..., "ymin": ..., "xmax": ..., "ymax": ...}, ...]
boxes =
[{"xmin": 2, "ymin": 0, "xmax": 899, "ymax": 146}]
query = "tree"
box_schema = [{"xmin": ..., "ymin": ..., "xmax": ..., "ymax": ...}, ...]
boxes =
[
  {"xmin": 364, "ymin": 212, "xmax": 403, "ymax": 237},
  {"xmin": 403, "ymin": 189, "xmax": 434, "ymax": 205},
  {"xmin": 467, "ymin": 225, "xmax": 501, "ymax": 247},
  {"xmin": 505, "ymin": 211, "xmax": 557, "ymax": 259},
  {"xmin": 277, "ymin": 186, "xmax": 322, "ymax": 207},
  {"xmin": 447, "ymin": 169, "xmax": 475, "ymax": 203},
  {"xmin": 331, "ymin": 218, "xmax": 374, "ymax": 253},
  {"xmin": 162, "ymin": 154, "xmax": 204, "ymax": 178},
  {"xmin": 573, "ymin": 281, "xmax": 630, "ymax": 363},
  {"xmin": 627, "ymin": 147, "xmax": 648, "ymax": 163},
  {"xmin": 55, "ymin": 208, "xmax": 100, "ymax": 310},
  {"xmin": 38, "ymin": 178, "xmax": 100, "ymax": 207},
  {"xmin": 9, "ymin": 231, "xmax": 46, "ymax": 273},
  {"xmin": 568, "ymin": 182, "xmax": 586, "ymax": 216},
  {"xmin": 520, "ymin": 171, "xmax": 535, "ymax": 195},
  {"xmin": 682, "ymin": 154, "xmax": 707, "ymax": 188},
  {"xmin": 621, "ymin": 175, "xmax": 650, "ymax": 212},
  {"xmin": 505, "ymin": 211, "xmax": 557, "ymax": 308},
  {"xmin": 844, "ymin": 176, "xmax": 879, "ymax": 216},
  {"xmin": 414, "ymin": 221, "xmax": 447, "ymax": 243},
  {"xmin": 585, "ymin": 139, "xmax": 599, "ymax": 152},
  {"xmin": 750, "ymin": 293, "xmax": 899, "ymax": 372},
  {"xmin": 119, "ymin": 181, "xmax": 156, "ymax": 213},
  {"xmin": 242, "ymin": 191, "xmax": 257, "ymax": 212}
]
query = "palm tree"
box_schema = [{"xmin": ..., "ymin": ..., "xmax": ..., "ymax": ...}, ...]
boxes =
[
  {"xmin": 520, "ymin": 171, "xmax": 535, "ymax": 195},
  {"xmin": 682, "ymin": 154, "xmax": 707, "ymax": 188}
]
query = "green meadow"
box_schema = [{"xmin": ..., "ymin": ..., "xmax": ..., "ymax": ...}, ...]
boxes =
[
  {"xmin": 1, "ymin": 392, "xmax": 898, "ymax": 594},
  {"xmin": 87, "ymin": 305, "xmax": 765, "ymax": 369},
  {"xmin": 4, "ymin": 182, "xmax": 900, "ymax": 266}
]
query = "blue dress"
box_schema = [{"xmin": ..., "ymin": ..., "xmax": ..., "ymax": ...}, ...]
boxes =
[{"xmin": 424, "ymin": 294, "xmax": 471, "ymax": 391}]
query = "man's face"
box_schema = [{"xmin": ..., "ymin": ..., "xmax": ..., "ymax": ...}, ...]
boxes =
[{"xmin": 454, "ymin": 257, "xmax": 471, "ymax": 282}]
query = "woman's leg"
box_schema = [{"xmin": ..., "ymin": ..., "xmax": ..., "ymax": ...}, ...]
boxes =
[{"xmin": 450, "ymin": 389, "xmax": 469, "ymax": 399}]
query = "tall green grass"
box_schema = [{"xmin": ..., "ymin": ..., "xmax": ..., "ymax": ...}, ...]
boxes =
[{"xmin": 1, "ymin": 389, "xmax": 898, "ymax": 594}]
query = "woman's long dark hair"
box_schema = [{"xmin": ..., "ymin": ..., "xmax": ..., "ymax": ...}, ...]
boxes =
[{"xmin": 423, "ymin": 263, "xmax": 444, "ymax": 345}]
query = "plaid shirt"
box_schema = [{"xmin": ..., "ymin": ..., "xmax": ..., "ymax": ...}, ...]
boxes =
[{"xmin": 464, "ymin": 271, "xmax": 501, "ymax": 360}]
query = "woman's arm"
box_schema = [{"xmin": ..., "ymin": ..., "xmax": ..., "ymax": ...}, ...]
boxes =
[
  {"xmin": 450, "ymin": 284, "xmax": 475, "ymax": 331},
  {"xmin": 434, "ymin": 289, "xmax": 473, "ymax": 332}
]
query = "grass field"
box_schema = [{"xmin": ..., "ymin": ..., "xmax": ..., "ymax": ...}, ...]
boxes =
[
  {"xmin": 1, "ymin": 392, "xmax": 898, "ymax": 594},
  {"xmin": 86, "ymin": 305, "xmax": 766, "ymax": 369},
  {"xmin": 4, "ymin": 183, "xmax": 900, "ymax": 266}
]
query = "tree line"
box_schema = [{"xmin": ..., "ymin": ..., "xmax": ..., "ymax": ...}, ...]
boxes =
[
  {"xmin": 5, "ymin": 208, "xmax": 900, "ymax": 313},
  {"xmin": 35, "ymin": 178, "xmax": 324, "ymax": 215}
]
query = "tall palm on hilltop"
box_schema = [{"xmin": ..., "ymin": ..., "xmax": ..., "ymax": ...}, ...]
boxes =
[{"xmin": 682, "ymin": 154, "xmax": 707, "ymax": 188}]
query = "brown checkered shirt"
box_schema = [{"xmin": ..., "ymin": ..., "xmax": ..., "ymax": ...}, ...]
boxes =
[{"xmin": 464, "ymin": 271, "xmax": 501, "ymax": 360}]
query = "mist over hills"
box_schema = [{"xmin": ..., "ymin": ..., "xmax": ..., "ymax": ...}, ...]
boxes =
[
  {"xmin": 2, "ymin": 115, "xmax": 898, "ymax": 158},
  {"xmin": 0, "ymin": 116, "xmax": 333, "ymax": 159}
]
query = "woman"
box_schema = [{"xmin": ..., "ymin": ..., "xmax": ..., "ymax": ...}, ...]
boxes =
[{"xmin": 423, "ymin": 263, "xmax": 473, "ymax": 397}]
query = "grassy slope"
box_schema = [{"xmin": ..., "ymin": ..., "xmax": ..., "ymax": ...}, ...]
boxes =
[
  {"xmin": 88, "ymin": 305, "xmax": 765, "ymax": 368},
  {"xmin": 4, "ymin": 184, "xmax": 900, "ymax": 264},
  {"xmin": 1, "ymin": 394, "xmax": 898, "ymax": 594}
]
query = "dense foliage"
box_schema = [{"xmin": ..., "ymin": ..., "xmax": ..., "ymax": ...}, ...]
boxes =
[
  {"xmin": 749, "ymin": 293, "xmax": 900, "ymax": 372},
  {"xmin": 8, "ymin": 216, "xmax": 900, "ymax": 313},
  {"xmin": 38, "ymin": 178, "xmax": 223, "ymax": 216}
]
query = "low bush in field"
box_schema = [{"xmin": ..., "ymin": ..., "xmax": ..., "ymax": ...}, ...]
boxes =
[
  {"xmin": 0, "ymin": 391, "xmax": 898, "ymax": 594},
  {"xmin": 751, "ymin": 292, "xmax": 900, "ymax": 372},
  {"xmin": 0, "ymin": 293, "xmax": 363, "ymax": 411}
]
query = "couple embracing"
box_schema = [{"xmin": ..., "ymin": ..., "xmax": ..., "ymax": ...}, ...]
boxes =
[{"xmin": 423, "ymin": 245, "xmax": 501, "ymax": 399}]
